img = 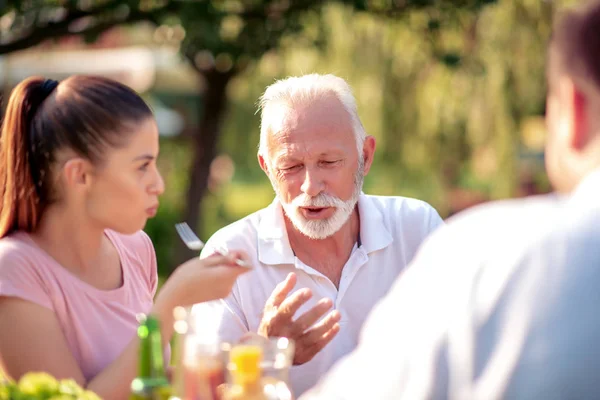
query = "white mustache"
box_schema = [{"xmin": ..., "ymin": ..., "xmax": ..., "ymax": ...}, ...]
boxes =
[{"xmin": 291, "ymin": 192, "xmax": 345, "ymax": 208}]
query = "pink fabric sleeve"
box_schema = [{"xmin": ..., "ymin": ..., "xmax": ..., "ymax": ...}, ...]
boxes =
[{"xmin": 0, "ymin": 242, "xmax": 53, "ymax": 311}]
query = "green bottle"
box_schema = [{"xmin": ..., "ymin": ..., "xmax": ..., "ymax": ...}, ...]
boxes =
[{"xmin": 130, "ymin": 314, "xmax": 171, "ymax": 400}]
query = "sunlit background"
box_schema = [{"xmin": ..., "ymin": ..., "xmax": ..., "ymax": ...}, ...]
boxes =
[{"xmin": 0, "ymin": 0, "xmax": 576, "ymax": 277}]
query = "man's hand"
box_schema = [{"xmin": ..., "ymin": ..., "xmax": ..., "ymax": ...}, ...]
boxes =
[{"xmin": 258, "ymin": 272, "xmax": 341, "ymax": 365}]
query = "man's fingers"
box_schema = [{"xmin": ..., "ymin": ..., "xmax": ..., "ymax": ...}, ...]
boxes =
[
  {"xmin": 294, "ymin": 321, "xmax": 341, "ymax": 365},
  {"xmin": 290, "ymin": 298, "xmax": 333, "ymax": 337},
  {"xmin": 266, "ymin": 272, "xmax": 297, "ymax": 308},
  {"xmin": 301, "ymin": 310, "xmax": 341, "ymax": 343},
  {"xmin": 225, "ymin": 249, "xmax": 251, "ymax": 265},
  {"xmin": 270, "ymin": 288, "xmax": 313, "ymax": 328},
  {"xmin": 309, "ymin": 322, "xmax": 340, "ymax": 353}
]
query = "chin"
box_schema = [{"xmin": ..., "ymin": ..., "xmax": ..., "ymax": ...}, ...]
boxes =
[
  {"xmin": 292, "ymin": 217, "xmax": 344, "ymax": 240},
  {"xmin": 110, "ymin": 219, "xmax": 147, "ymax": 235}
]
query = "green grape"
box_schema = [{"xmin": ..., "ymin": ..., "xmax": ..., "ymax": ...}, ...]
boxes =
[
  {"xmin": 0, "ymin": 384, "xmax": 11, "ymax": 400},
  {"xmin": 57, "ymin": 379, "xmax": 84, "ymax": 397},
  {"xmin": 0, "ymin": 372, "xmax": 98, "ymax": 400},
  {"xmin": 12, "ymin": 392, "xmax": 42, "ymax": 400},
  {"xmin": 79, "ymin": 390, "xmax": 102, "ymax": 400},
  {"xmin": 18, "ymin": 372, "xmax": 60, "ymax": 397}
]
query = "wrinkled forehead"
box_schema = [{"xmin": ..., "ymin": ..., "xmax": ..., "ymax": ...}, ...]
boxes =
[{"xmin": 265, "ymin": 94, "xmax": 355, "ymax": 156}]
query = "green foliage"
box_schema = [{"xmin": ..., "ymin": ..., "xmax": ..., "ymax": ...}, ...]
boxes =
[
  {"xmin": 142, "ymin": 138, "xmax": 191, "ymax": 276},
  {"xmin": 199, "ymin": 0, "xmax": 569, "ymax": 225},
  {"xmin": 2, "ymin": 0, "xmax": 575, "ymax": 276},
  {"xmin": 0, "ymin": 0, "xmax": 497, "ymax": 61},
  {"xmin": 0, "ymin": 373, "xmax": 100, "ymax": 400}
]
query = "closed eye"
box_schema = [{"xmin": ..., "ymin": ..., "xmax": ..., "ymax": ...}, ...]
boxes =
[
  {"xmin": 139, "ymin": 161, "xmax": 151, "ymax": 171},
  {"xmin": 281, "ymin": 165, "xmax": 301, "ymax": 172}
]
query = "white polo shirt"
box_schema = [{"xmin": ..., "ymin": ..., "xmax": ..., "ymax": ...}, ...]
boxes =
[{"xmin": 192, "ymin": 194, "xmax": 443, "ymax": 396}]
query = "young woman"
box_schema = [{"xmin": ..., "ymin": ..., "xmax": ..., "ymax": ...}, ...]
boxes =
[{"xmin": 0, "ymin": 76, "xmax": 250, "ymax": 399}]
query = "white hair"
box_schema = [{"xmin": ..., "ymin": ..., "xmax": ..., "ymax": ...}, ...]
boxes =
[{"xmin": 258, "ymin": 73, "xmax": 367, "ymax": 161}]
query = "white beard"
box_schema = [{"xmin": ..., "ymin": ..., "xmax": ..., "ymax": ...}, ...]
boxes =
[{"xmin": 273, "ymin": 158, "xmax": 365, "ymax": 240}]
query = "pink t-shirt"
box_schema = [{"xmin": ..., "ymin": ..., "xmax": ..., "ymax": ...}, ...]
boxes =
[{"xmin": 0, "ymin": 230, "xmax": 160, "ymax": 381}]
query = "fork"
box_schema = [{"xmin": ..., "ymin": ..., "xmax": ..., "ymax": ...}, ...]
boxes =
[{"xmin": 175, "ymin": 222, "xmax": 251, "ymax": 268}]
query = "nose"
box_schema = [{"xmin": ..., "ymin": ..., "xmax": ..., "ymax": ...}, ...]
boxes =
[
  {"xmin": 150, "ymin": 168, "xmax": 165, "ymax": 196},
  {"xmin": 300, "ymin": 166, "xmax": 324, "ymax": 197}
]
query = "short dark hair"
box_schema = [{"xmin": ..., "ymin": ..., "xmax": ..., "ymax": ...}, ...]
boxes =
[
  {"xmin": 0, "ymin": 75, "xmax": 153, "ymax": 238},
  {"xmin": 549, "ymin": 1, "xmax": 600, "ymax": 91}
]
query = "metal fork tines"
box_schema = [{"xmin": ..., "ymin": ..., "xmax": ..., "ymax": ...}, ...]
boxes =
[
  {"xmin": 174, "ymin": 222, "xmax": 251, "ymax": 268},
  {"xmin": 175, "ymin": 222, "xmax": 205, "ymax": 251}
]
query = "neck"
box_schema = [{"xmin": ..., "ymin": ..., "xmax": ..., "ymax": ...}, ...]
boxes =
[
  {"xmin": 285, "ymin": 207, "xmax": 360, "ymax": 277},
  {"xmin": 30, "ymin": 202, "xmax": 106, "ymax": 272}
]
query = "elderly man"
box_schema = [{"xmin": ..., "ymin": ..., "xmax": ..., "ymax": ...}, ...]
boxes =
[
  {"xmin": 192, "ymin": 73, "xmax": 443, "ymax": 395},
  {"xmin": 301, "ymin": 2, "xmax": 600, "ymax": 399}
]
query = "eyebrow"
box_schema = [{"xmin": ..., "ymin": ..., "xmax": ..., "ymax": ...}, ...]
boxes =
[
  {"xmin": 133, "ymin": 154, "xmax": 155, "ymax": 162},
  {"xmin": 274, "ymin": 150, "xmax": 345, "ymax": 163},
  {"xmin": 275, "ymin": 155, "xmax": 297, "ymax": 163},
  {"xmin": 320, "ymin": 151, "xmax": 344, "ymax": 158}
]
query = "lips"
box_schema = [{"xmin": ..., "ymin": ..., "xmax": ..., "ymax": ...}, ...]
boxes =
[
  {"xmin": 300, "ymin": 206, "xmax": 332, "ymax": 219},
  {"xmin": 146, "ymin": 205, "xmax": 159, "ymax": 217}
]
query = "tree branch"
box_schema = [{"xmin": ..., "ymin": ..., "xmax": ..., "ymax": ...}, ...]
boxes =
[
  {"xmin": 237, "ymin": 0, "xmax": 322, "ymax": 20},
  {"xmin": 341, "ymin": 0, "xmax": 497, "ymax": 18},
  {"xmin": 0, "ymin": 1, "xmax": 178, "ymax": 54}
]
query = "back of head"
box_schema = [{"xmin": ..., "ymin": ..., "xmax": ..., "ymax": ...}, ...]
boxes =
[
  {"xmin": 545, "ymin": 0, "xmax": 600, "ymax": 192},
  {"xmin": 0, "ymin": 75, "xmax": 153, "ymax": 238},
  {"xmin": 549, "ymin": 0, "xmax": 600, "ymax": 93},
  {"xmin": 258, "ymin": 74, "xmax": 366, "ymax": 160}
]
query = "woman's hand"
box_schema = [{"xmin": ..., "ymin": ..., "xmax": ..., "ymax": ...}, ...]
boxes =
[{"xmin": 153, "ymin": 251, "xmax": 251, "ymax": 339}]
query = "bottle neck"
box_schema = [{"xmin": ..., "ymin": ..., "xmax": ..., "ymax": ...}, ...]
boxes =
[{"xmin": 137, "ymin": 318, "xmax": 166, "ymax": 379}]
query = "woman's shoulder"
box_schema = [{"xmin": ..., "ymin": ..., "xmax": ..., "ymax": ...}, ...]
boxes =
[
  {"xmin": 0, "ymin": 232, "xmax": 44, "ymax": 265},
  {"xmin": 0, "ymin": 232, "xmax": 55, "ymax": 310}
]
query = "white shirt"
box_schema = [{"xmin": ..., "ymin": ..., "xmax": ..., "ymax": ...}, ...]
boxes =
[
  {"xmin": 191, "ymin": 194, "xmax": 443, "ymax": 396},
  {"xmin": 301, "ymin": 170, "xmax": 600, "ymax": 400}
]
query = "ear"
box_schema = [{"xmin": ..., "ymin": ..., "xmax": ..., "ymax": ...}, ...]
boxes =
[
  {"xmin": 361, "ymin": 135, "xmax": 377, "ymax": 175},
  {"xmin": 62, "ymin": 158, "xmax": 93, "ymax": 190},
  {"xmin": 258, "ymin": 153, "xmax": 270, "ymax": 175},
  {"xmin": 571, "ymin": 85, "xmax": 589, "ymax": 151}
]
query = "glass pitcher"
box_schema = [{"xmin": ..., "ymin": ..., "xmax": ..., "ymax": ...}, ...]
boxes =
[
  {"xmin": 170, "ymin": 307, "xmax": 295, "ymax": 400},
  {"xmin": 170, "ymin": 307, "xmax": 228, "ymax": 400}
]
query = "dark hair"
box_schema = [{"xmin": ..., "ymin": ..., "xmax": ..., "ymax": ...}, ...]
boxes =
[
  {"xmin": 0, "ymin": 75, "xmax": 153, "ymax": 238},
  {"xmin": 549, "ymin": 1, "xmax": 600, "ymax": 91}
]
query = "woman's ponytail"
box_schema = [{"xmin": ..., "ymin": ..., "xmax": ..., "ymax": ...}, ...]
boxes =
[{"xmin": 0, "ymin": 77, "xmax": 58, "ymax": 238}]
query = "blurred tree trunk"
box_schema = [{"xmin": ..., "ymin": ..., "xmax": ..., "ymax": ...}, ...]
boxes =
[{"xmin": 175, "ymin": 66, "xmax": 236, "ymax": 266}]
